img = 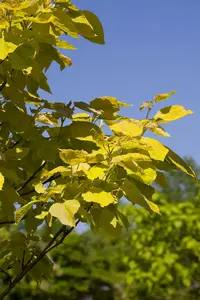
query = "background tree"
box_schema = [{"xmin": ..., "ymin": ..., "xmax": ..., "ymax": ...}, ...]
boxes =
[{"xmin": 0, "ymin": 0, "xmax": 196, "ymax": 298}]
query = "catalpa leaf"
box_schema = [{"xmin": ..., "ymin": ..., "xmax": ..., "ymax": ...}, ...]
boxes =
[
  {"xmin": 143, "ymin": 120, "xmax": 171, "ymax": 137},
  {"xmin": 140, "ymin": 101, "xmax": 153, "ymax": 111},
  {"xmin": 144, "ymin": 137, "xmax": 169, "ymax": 161},
  {"xmin": 154, "ymin": 105, "xmax": 193, "ymax": 123},
  {"xmin": 154, "ymin": 90, "xmax": 175, "ymax": 103},
  {"xmin": 49, "ymin": 200, "xmax": 80, "ymax": 227},
  {"xmin": 90, "ymin": 96, "xmax": 121, "ymax": 112},
  {"xmin": 86, "ymin": 166, "xmax": 106, "ymax": 180},
  {"xmin": 109, "ymin": 119, "xmax": 143, "ymax": 137},
  {"xmin": 121, "ymin": 179, "xmax": 160, "ymax": 214},
  {"xmin": 165, "ymin": 147, "xmax": 196, "ymax": 178},
  {"xmin": 81, "ymin": 10, "xmax": 105, "ymax": 44},
  {"xmin": 0, "ymin": 172, "xmax": 4, "ymax": 190},
  {"xmin": 82, "ymin": 190, "xmax": 116, "ymax": 207},
  {"xmin": 15, "ymin": 200, "xmax": 41, "ymax": 224},
  {"xmin": 59, "ymin": 149, "xmax": 88, "ymax": 165}
]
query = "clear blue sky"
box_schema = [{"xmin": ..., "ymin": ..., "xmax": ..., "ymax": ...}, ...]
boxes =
[{"xmin": 41, "ymin": 0, "xmax": 200, "ymax": 163}]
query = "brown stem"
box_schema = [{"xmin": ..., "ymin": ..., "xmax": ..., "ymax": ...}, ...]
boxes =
[{"xmin": 0, "ymin": 224, "xmax": 74, "ymax": 300}]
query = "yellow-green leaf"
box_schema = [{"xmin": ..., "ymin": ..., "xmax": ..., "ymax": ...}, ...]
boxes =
[
  {"xmin": 49, "ymin": 200, "xmax": 80, "ymax": 227},
  {"xmin": 154, "ymin": 105, "xmax": 193, "ymax": 123},
  {"xmin": 82, "ymin": 190, "xmax": 116, "ymax": 207},
  {"xmin": 81, "ymin": 10, "xmax": 105, "ymax": 44},
  {"xmin": 143, "ymin": 120, "xmax": 171, "ymax": 137},
  {"xmin": 121, "ymin": 179, "xmax": 160, "ymax": 214},
  {"xmin": 15, "ymin": 200, "xmax": 41, "ymax": 224},
  {"xmin": 112, "ymin": 153, "xmax": 151, "ymax": 164},
  {"xmin": 59, "ymin": 149, "xmax": 87, "ymax": 165},
  {"xmin": 0, "ymin": 172, "xmax": 4, "ymax": 190},
  {"xmin": 144, "ymin": 137, "xmax": 169, "ymax": 161},
  {"xmin": 140, "ymin": 101, "xmax": 153, "ymax": 111},
  {"xmin": 154, "ymin": 90, "xmax": 175, "ymax": 103},
  {"xmin": 90, "ymin": 96, "xmax": 120, "ymax": 113},
  {"xmin": 165, "ymin": 147, "xmax": 196, "ymax": 178},
  {"xmin": 86, "ymin": 166, "xmax": 105, "ymax": 180},
  {"xmin": 109, "ymin": 119, "xmax": 143, "ymax": 137},
  {"xmin": 36, "ymin": 112, "xmax": 59, "ymax": 126},
  {"xmin": 34, "ymin": 183, "xmax": 46, "ymax": 194}
]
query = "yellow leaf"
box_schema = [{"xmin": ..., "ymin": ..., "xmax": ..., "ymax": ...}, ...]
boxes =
[
  {"xmin": 144, "ymin": 137, "xmax": 169, "ymax": 161},
  {"xmin": 82, "ymin": 190, "xmax": 116, "ymax": 207},
  {"xmin": 33, "ymin": 183, "xmax": 46, "ymax": 194},
  {"xmin": 86, "ymin": 166, "xmax": 105, "ymax": 180},
  {"xmin": 0, "ymin": 172, "xmax": 4, "ymax": 190},
  {"xmin": 109, "ymin": 119, "xmax": 143, "ymax": 137},
  {"xmin": 120, "ymin": 161, "xmax": 157, "ymax": 185},
  {"xmin": 112, "ymin": 153, "xmax": 151, "ymax": 163},
  {"xmin": 143, "ymin": 120, "xmax": 170, "ymax": 137},
  {"xmin": 0, "ymin": 36, "xmax": 18, "ymax": 60},
  {"xmin": 154, "ymin": 105, "xmax": 193, "ymax": 123},
  {"xmin": 49, "ymin": 200, "xmax": 80, "ymax": 227},
  {"xmin": 154, "ymin": 90, "xmax": 175, "ymax": 103},
  {"xmin": 47, "ymin": 166, "xmax": 70, "ymax": 178},
  {"xmin": 145, "ymin": 200, "xmax": 160, "ymax": 214}
]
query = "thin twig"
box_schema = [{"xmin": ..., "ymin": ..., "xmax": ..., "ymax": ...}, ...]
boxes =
[
  {"xmin": 0, "ymin": 204, "xmax": 93, "ymax": 299},
  {"xmin": 17, "ymin": 162, "xmax": 47, "ymax": 193},
  {"xmin": 0, "ymin": 220, "xmax": 15, "ymax": 226},
  {"xmin": 145, "ymin": 107, "xmax": 151, "ymax": 120},
  {"xmin": 0, "ymin": 80, "xmax": 6, "ymax": 93},
  {"xmin": 20, "ymin": 174, "xmax": 61, "ymax": 197},
  {"xmin": 0, "ymin": 268, "xmax": 12, "ymax": 284}
]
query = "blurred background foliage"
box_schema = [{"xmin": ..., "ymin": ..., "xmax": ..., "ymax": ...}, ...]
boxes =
[{"xmin": 0, "ymin": 158, "xmax": 200, "ymax": 300}]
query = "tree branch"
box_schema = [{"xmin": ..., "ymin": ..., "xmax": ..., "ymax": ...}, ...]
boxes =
[
  {"xmin": 0, "ymin": 269, "xmax": 12, "ymax": 285},
  {"xmin": 0, "ymin": 204, "xmax": 92, "ymax": 299},
  {"xmin": 0, "ymin": 80, "xmax": 6, "ymax": 93},
  {"xmin": 0, "ymin": 223, "xmax": 75, "ymax": 299},
  {"xmin": 17, "ymin": 162, "xmax": 47, "ymax": 193},
  {"xmin": 0, "ymin": 220, "xmax": 15, "ymax": 226}
]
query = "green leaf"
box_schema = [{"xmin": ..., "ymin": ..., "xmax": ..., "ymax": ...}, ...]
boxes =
[
  {"xmin": 49, "ymin": 200, "xmax": 80, "ymax": 226},
  {"xmin": 121, "ymin": 179, "xmax": 160, "ymax": 213},
  {"xmin": 165, "ymin": 147, "xmax": 196, "ymax": 178},
  {"xmin": 5, "ymin": 147, "xmax": 30, "ymax": 160},
  {"xmin": 81, "ymin": 10, "xmax": 105, "ymax": 44},
  {"xmin": 154, "ymin": 105, "xmax": 193, "ymax": 123},
  {"xmin": 82, "ymin": 190, "xmax": 116, "ymax": 207},
  {"xmin": 154, "ymin": 90, "xmax": 176, "ymax": 103},
  {"xmin": 53, "ymin": 10, "xmax": 78, "ymax": 38}
]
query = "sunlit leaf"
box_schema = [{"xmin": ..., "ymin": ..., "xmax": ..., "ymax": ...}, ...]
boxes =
[
  {"xmin": 49, "ymin": 200, "xmax": 80, "ymax": 226},
  {"xmin": 154, "ymin": 105, "xmax": 193, "ymax": 123},
  {"xmin": 82, "ymin": 190, "xmax": 116, "ymax": 207},
  {"xmin": 154, "ymin": 90, "xmax": 175, "ymax": 103}
]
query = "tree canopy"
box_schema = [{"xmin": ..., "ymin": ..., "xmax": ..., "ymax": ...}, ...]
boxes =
[{"xmin": 0, "ymin": 0, "xmax": 196, "ymax": 298}]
